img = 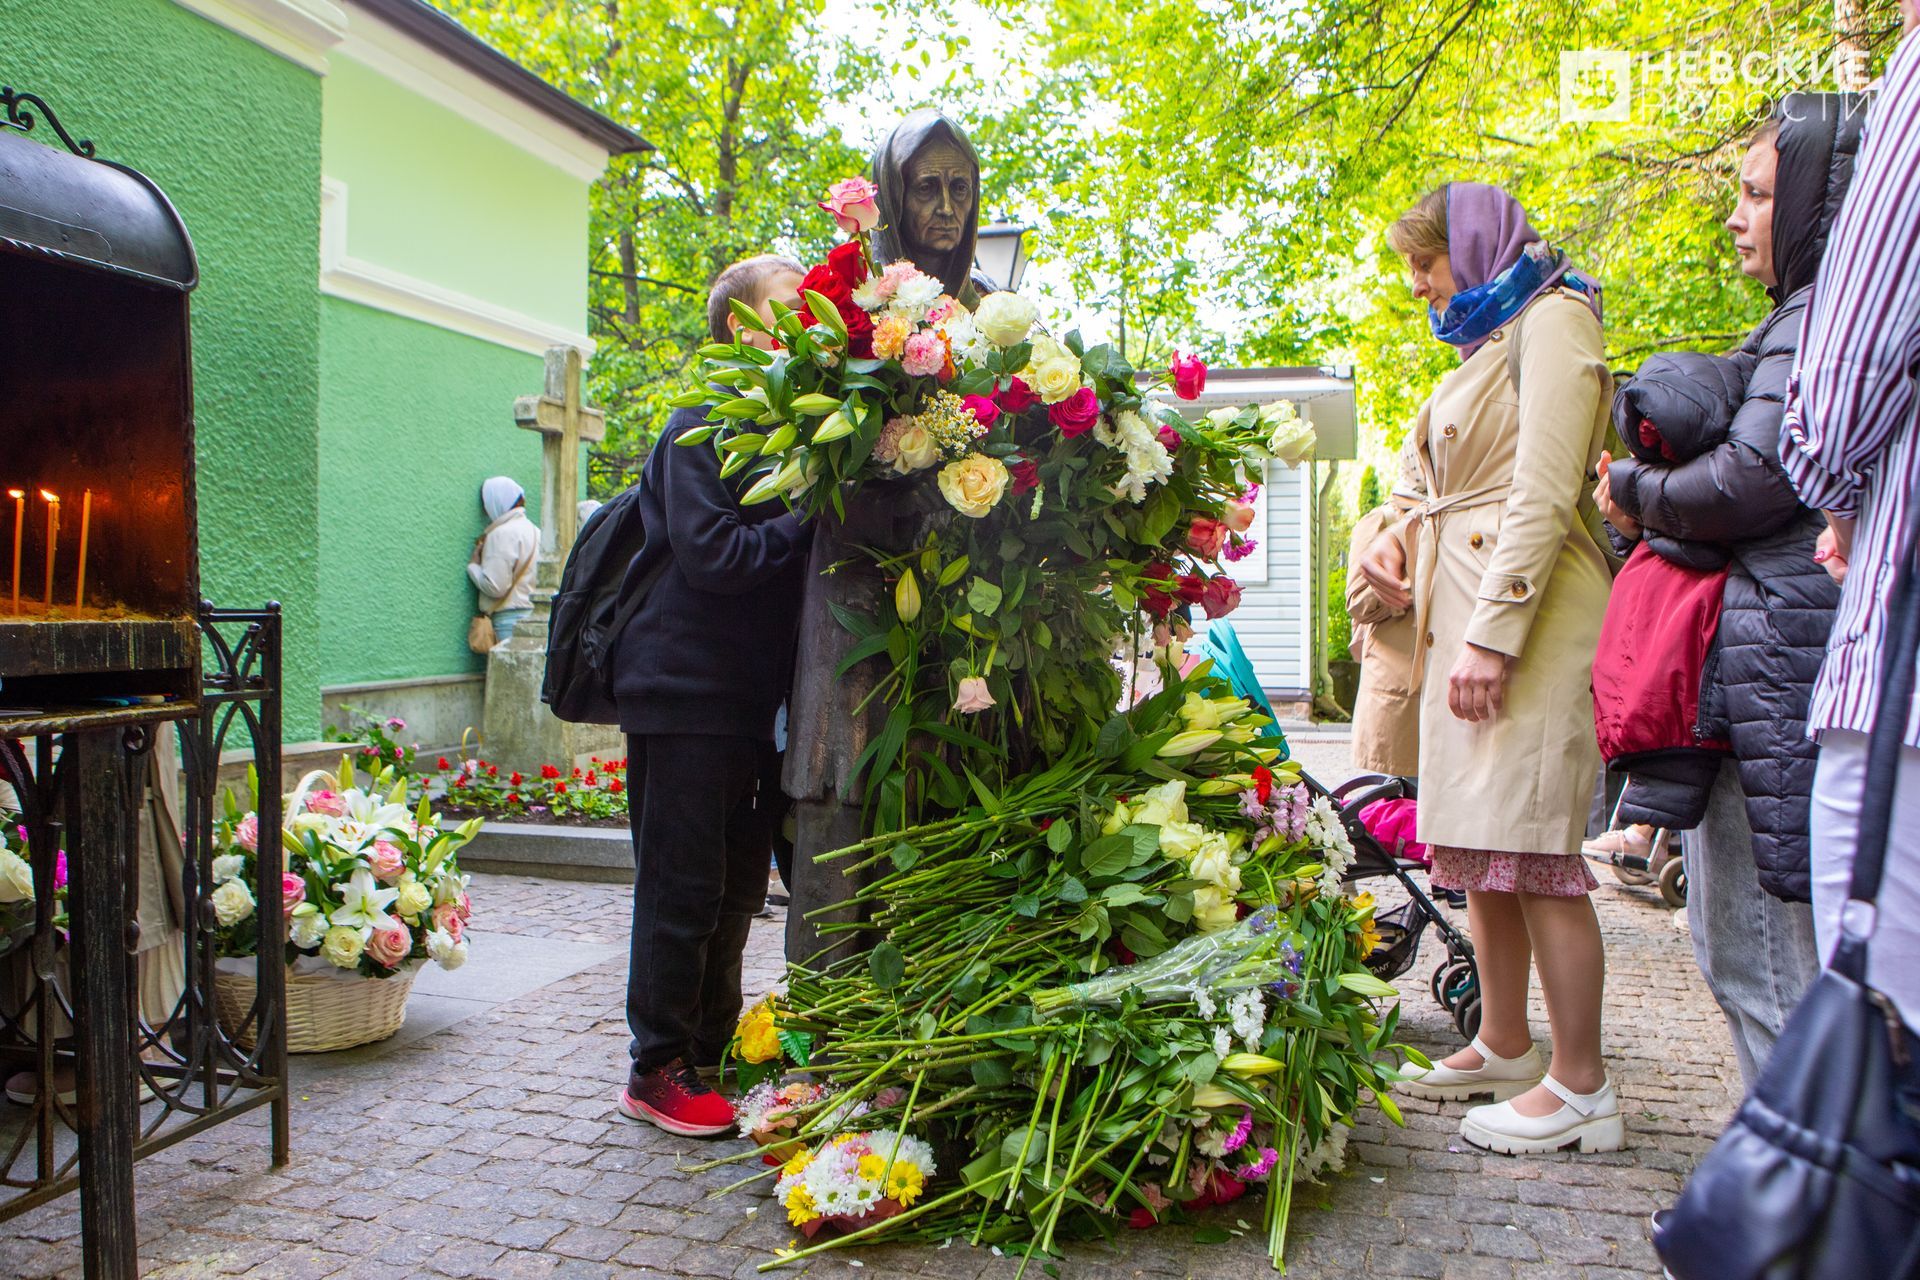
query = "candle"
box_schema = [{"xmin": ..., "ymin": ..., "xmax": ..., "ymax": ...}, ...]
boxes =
[
  {"xmin": 7, "ymin": 490, "xmax": 21, "ymax": 615},
  {"xmin": 40, "ymin": 490, "xmax": 58, "ymax": 611},
  {"xmin": 73, "ymin": 489, "xmax": 92, "ymax": 610}
]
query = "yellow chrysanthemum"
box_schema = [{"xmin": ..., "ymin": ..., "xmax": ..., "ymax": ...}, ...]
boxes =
[
  {"xmin": 735, "ymin": 996, "xmax": 781, "ymax": 1064},
  {"xmin": 857, "ymin": 1153, "xmax": 887, "ymax": 1182},
  {"xmin": 780, "ymin": 1147, "xmax": 813, "ymax": 1178},
  {"xmin": 885, "ymin": 1165, "xmax": 926, "ymax": 1206},
  {"xmin": 784, "ymin": 1184, "xmax": 819, "ymax": 1226}
]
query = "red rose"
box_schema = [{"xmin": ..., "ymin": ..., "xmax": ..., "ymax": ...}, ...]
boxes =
[
  {"xmin": 996, "ymin": 377, "xmax": 1038, "ymax": 414},
  {"xmin": 509, "ymin": 771, "xmax": 524, "ymax": 786},
  {"xmin": 1049, "ymin": 386, "xmax": 1102, "ymax": 438},
  {"xmin": 1010, "ymin": 458, "xmax": 1041, "ymax": 494},
  {"xmin": 961, "ymin": 394, "xmax": 1000, "ymax": 429},
  {"xmin": 826, "ymin": 239, "xmax": 868, "ymax": 286},
  {"xmin": 1200, "ymin": 574, "xmax": 1243, "ymax": 619},
  {"xmin": 436, "ymin": 757, "xmax": 450, "ymax": 771},
  {"xmin": 1171, "ymin": 353, "xmax": 1208, "ymax": 400},
  {"xmin": 1174, "ymin": 574, "xmax": 1207, "ymax": 605},
  {"xmin": 1187, "ymin": 516, "xmax": 1228, "ymax": 559},
  {"xmin": 799, "ymin": 242, "xmax": 875, "ymax": 357},
  {"xmin": 1141, "ymin": 561, "xmax": 1178, "ymax": 618},
  {"xmin": 1158, "ymin": 424, "xmax": 1183, "ymax": 454}
]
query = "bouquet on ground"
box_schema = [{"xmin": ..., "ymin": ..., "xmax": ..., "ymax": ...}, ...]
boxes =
[
  {"xmin": 213, "ymin": 758, "xmax": 479, "ymax": 977},
  {"xmin": 775, "ymin": 1128, "xmax": 939, "ymax": 1239}
]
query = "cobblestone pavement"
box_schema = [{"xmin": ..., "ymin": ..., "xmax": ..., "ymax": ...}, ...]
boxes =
[{"xmin": 3, "ymin": 745, "xmax": 1738, "ymax": 1279}]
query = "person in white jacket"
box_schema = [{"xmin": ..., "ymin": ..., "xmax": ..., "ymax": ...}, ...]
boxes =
[{"xmin": 469, "ymin": 476, "xmax": 541, "ymax": 643}]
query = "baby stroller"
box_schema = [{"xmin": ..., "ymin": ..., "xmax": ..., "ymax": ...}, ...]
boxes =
[{"xmin": 1200, "ymin": 621, "xmax": 1482, "ymax": 1038}]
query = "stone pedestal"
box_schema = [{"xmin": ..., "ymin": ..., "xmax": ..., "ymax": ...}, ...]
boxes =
[{"xmin": 480, "ymin": 563, "xmax": 622, "ymax": 776}]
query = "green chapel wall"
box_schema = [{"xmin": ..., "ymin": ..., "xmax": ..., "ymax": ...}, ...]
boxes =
[
  {"xmin": 3, "ymin": 0, "xmax": 326, "ymax": 740},
  {"xmin": 321, "ymin": 54, "xmax": 589, "ymax": 331},
  {"xmin": 316, "ymin": 297, "xmax": 544, "ymax": 696}
]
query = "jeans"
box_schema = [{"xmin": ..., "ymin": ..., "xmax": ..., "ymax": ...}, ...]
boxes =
[
  {"xmin": 624, "ymin": 733, "xmax": 775, "ymax": 1081},
  {"xmin": 1810, "ymin": 728, "xmax": 1920, "ymax": 1030},
  {"xmin": 492, "ymin": 607, "xmax": 530, "ymax": 643},
  {"xmin": 1683, "ymin": 759, "xmax": 1820, "ymax": 1086}
]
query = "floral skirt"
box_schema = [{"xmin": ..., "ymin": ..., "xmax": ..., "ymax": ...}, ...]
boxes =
[{"xmin": 1428, "ymin": 846, "xmax": 1598, "ymax": 897}]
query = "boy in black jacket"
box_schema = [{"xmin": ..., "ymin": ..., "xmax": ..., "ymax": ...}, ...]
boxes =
[{"xmin": 613, "ymin": 255, "xmax": 811, "ymax": 1135}]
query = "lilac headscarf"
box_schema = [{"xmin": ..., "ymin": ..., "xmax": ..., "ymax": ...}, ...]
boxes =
[{"xmin": 1442, "ymin": 182, "xmax": 1602, "ymax": 358}]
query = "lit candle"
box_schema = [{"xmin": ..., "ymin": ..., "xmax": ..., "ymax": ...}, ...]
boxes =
[
  {"xmin": 7, "ymin": 489, "xmax": 21, "ymax": 615},
  {"xmin": 73, "ymin": 489, "xmax": 92, "ymax": 610},
  {"xmin": 40, "ymin": 490, "xmax": 58, "ymax": 611}
]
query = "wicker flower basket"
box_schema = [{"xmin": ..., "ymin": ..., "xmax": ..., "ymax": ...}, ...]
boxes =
[{"xmin": 214, "ymin": 961, "xmax": 418, "ymax": 1054}]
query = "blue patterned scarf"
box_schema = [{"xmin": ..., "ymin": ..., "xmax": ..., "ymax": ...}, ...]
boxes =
[{"xmin": 1429, "ymin": 241, "xmax": 1602, "ymax": 357}]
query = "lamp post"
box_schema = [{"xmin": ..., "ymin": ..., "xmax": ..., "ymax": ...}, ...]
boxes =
[{"xmin": 975, "ymin": 218, "xmax": 1031, "ymax": 293}]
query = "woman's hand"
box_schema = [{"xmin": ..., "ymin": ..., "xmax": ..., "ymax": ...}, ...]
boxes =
[
  {"xmin": 1356, "ymin": 529, "xmax": 1413, "ymax": 613},
  {"xmin": 1593, "ymin": 451, "xmax": 1640, "ymax": 539},
  {"xmin": 1448, "ymin": 642, "xmax": 1510, "ymax": 723},
  {"xmin": 1814, "ymin": 513, "xmax": 1855, "ymax": 585}
]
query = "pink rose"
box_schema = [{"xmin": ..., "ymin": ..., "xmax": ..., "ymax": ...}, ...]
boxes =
[
  {"xmin": 1188, "ymin": 516, "xmax": 1228, "ymax": 560},
  {"xmin": 952, "ymin": 676, "xmax": 996, "ymax": 714},
  {"xmin": 457, "ymin": 892, "xmax": 473, "ymax": 923},
  {"xmin": 1222, "ymin": 500, "xmax": 1256, "ymax": 534},
  {"xmin": 1157, "ymin": 424, "xmax": 1183, "ymax": 454},
  {"xmin": 1048, "ymin": 387, "xmax": 1101, "ymax": 438},
  {"xmin": 304, "ymin": 790, "xmax": 345, "ymax": 817},
  {"xmin": 902, "ymin": 331, "xmax": 947, "ymax": 378},
  {"xmin": 1201, "ymin": 575, "xmax": 1243, "ymax": 620},
  {"xmin": 818, "ymin": 176, "xmax": 881, "ymax": 235},
  {"xmin": 366, "ymin": 924, "xmax": 412, "ymax": 969},
  {"xmin": 433, "ymin": 902, "xmax": 465, "ymax": 943},
  {"xmin": 996, "ymin": 378, "xmax": 1038, "ymax": 414},
  {"xmin": 1171, "ymin": 353, "xmax": 1208, "ymax": 400},
  {"xmin": 234, "ymin": 814, "xmax": 259, "ymax": 853},
  {"xmin": 368, "ymin": 840, "xmax": 405, "ymax": 883},
  {"xmin": 282, "ymin": 873, "xmax": 306, "ymax": 909},
  {"xmin": 960, "ymin": 395, "xmax": 1001, "ymax": 430}
]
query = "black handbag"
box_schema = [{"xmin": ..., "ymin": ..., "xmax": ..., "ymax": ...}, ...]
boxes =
[{"xmin": 1655, "ymin": 505, "xmax": 1920, "ymax": 1280}]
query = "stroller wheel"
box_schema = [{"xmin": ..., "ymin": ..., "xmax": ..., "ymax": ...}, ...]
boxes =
[
  {"xmin": 1659, "ymin": 857, "xmax": 1688, "ymax": 909},
  {"xmin": 1453, "ymin": 991, "xmax": 1482, "ymax": 1041},
  {"xmin": 1433, "ymin": 957, "xmax": 1474, "ymax": 1010},
  {"xmin": 1611, "ymin": 862, "xmax": 1654, "ymax": 887}
]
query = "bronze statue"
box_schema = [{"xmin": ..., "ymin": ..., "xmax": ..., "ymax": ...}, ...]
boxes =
[{"xmin": 783, "ymin": 110, "xmax": 985, "ymax": 967}]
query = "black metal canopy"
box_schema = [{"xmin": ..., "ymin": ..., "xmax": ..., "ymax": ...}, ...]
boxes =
[{"xmin": 0, "ymin": 116, "xmax": 197, "ymax": 292}]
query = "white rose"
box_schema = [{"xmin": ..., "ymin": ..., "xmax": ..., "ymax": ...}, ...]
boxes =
[
  {"xmin": 1129, "ymin": 781, "xmax": 1189, "ymax": 829},
  {"xmin": 892, "ymin": 424, "xmax": 940, "ymax": 473},
  {"xmin": 393, "ymin": 874, "xmax": 433, "ymax": 922},
  {"xmin": 211, "ymin": 853, "xmax": 246, "ymax": 884},
  {"xmin": 1261, "ymin": 401, "xmax": 1316, "ymax": 466},
  {"xmin": 321, "ymin": 925, "xmax": 366, "ymax": 969},
  {"xmin": 288, "ymin": 904, "xmax": 328, "ymax": 950},
  {"xmin": 973, "ymin": 293, "xmax": 1038, "ymax": 347},
  {"xmin": 1192, "ymin": 884, "xmax": 1240, "ymax": 933},
  {"xmin": 211, "ymin": 878, "xmax": 256, "ymax": 927},
  {"xmin": 1190, "ymin": 837, "xmax": 1242, "ymax": 894},
  {"xmin": 1022, "ymin": 336, "xmax": 1083, "ymax": 404},
  {"xmin": 0, "ymin": 850, "xmax": 31, "ymax": 904},
  {"xmin": 936, "ymin": 454, "xmax": 1011, "ymax": 519},
  {"xmin": 427, "ymin": 930, "xmax": 468, "ymax": 972},
  {"xmin": 1157, "ymin": 819, "xmax": 1207, "ymax": 862}
]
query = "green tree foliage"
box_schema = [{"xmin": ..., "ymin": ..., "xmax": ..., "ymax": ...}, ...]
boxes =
[{"xmin": 442, "ymin": 0, "xmax": 875, "ymax": 455}]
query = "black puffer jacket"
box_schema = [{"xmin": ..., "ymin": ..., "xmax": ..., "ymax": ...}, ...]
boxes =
[
  {"xmin": 1610, "ymin": 351, "xmax": 1751, "ymax": 571},
  {"xmin": 1606, "ymin": 91, "xmax": 1865, "ymax": 902}
]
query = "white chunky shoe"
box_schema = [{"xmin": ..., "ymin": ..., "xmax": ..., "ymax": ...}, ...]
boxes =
[
  {"xmin": 1396, "ymin": 1036, "xmax": 1544, "ymax": 1102},
  {"xmin": 1459, "ymin": 1074, "xmax": 1625, "ymax": 1155}
]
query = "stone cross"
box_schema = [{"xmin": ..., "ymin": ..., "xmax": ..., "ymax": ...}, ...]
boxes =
[{"xmin": 513, "ymin": 345, "xmax": 604, "ymax": 562}]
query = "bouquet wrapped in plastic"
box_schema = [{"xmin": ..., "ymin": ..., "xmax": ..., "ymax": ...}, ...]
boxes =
[{"xmin": 1031, "ymin": 906, "xmax": 1303, "ymax": 1017}]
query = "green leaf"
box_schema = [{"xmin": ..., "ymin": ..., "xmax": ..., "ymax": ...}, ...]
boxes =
[
  {"xmin": 1095, "ymin": 714, "xmax": 1133, "ymax": 759},
  {"xmin": 1079, "ymin": 833, "xmax": 1134, "ymax": 878},
  {"xmin": 1079, "ymin": 343, "xmax": 1135, "ymax": 383},
  {"xmin": 1141, "ymin": 486, "xmax": 1181, "ymax": 544},
  {"xmin": 1101, "ymin": 883, "xmax": 1152, "ymax": 907},
  {"xmin": 777, "ymin": 1029, "xmax": 814, "ymax": 1066},
  {"xmin": 869, "ymin": 941, "xmax": 906, "ymax": 990},
  {"xmin": 1058, "ymin": 874, "xmax": 1088, "ymax": 903},
  {"xmin": 967, "ymin": 577, "xmax": 1004, "ymax": 615},
  {"xmin": 1046, "ymin": 821, "xmax": 1074, "ymax": 854},
  {"xmin": 972, "ymin": 1058, "xmax": 1014, "ymax": 1088},
  {"xmin": 1120, "ymin": 823, "xmax": 1162, "ymax": 866},
  {"xmin": 1192, "ymin": 1226, "xmax": 1232, "ymax": 1245},
  {"xmin": 963, "ymin": 766, "xmax": 1003, "ymax": 814},
  {"xmin": 1011, "ymin": 892, "xmax": 1041, "ymax": 918},
  {"xmin": 890, "ymin": 841, "xmax": 920, "ymax": 871}
]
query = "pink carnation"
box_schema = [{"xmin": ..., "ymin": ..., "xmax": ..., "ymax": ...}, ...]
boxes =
[
  {"xmin": 902, "ymin": 331, "xmax": 947, "ymax": 378},
  {"xmin": 368, "ymin": 840, "xmax": 406, "ymax": 883},
  {"xmin": 875, "ymin": 260, "xmax": 920, "ymax": 302},
  {"xmin": 233, "ymin": 814, "xmax": 259, "ymax": 853},
  {"xmin": 872, "ymin": 417, "xmax": 907, "ymax": 464}
]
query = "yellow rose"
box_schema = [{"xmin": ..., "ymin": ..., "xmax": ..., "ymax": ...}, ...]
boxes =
[
  {"xmin": 321, "ymin": 925, "xmax": 366, "ymax": 969},
  {"xmin": 1022, "ymin": 336, "xmax": 1083, "ymax": 404},
  {"xmin": 736, "ymin": 996, "xmax": 781, "ymax": 1063},
  {"xmin": 973, "ymin": 293, "xmax": 1037, "ymax": 347},
  {"xmin": 1192, "ymin": 884, "xmax": 1240, "ymax": 932},
  {"xmin": 937, "ymin": 454, "xmax": 1011, "ymax": 518},
  {"xmin": 893, "ymin": 424, "xmax": 940, "ymax": 473}
]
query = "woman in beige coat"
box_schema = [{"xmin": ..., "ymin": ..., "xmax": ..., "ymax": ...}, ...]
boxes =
[
  {"xmin": 1347, "ymin": 438, "xmax": 1425, "ymax": 778},
  {"xmin": 1359, "ymin": 183, "xmax": 1619, "ymax": 1155}
]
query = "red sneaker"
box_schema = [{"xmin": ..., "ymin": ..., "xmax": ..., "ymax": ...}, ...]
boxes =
[{"xmin": 617, "ymin": 1059, "xmax": 736, "ymax": 1137}]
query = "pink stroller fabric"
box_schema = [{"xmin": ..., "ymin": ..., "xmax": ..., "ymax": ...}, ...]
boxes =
[{"xmin": 1359, "ymin": 797, "xmax": 1428, "ymax": 866}]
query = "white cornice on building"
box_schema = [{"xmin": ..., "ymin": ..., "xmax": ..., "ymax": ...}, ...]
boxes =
[
  {"xmin": 319, "ymin": 178, "xmax": 595, "ymax": 358},
  {"xmin": 171, "ymin": 0, "xmax": 347, "ymax": 74}
]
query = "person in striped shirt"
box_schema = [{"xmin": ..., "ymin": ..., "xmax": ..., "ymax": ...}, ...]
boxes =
[{"xmin": 1779, "ymin": 4, "xmax": 1920, "ymax": 1029}]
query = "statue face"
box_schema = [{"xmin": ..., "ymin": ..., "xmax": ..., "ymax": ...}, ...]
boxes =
[{"xmin": 903, "ymin": 139, "xmax": 974, "ymax": 256}]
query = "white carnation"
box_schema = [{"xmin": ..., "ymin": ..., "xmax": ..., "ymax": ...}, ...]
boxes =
[
  {"xmin": 289, "ymin": 904, "xmax": 327, "ymax": 949},
  {"xmin": 426, "ymin": 929, "xmax": 467, "ymax": 971},
  {"xmin": 211, "ymin": 853, "xmax": 246, "ymax": 884}
]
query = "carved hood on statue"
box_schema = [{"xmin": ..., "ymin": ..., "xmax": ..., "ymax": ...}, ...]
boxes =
[{"xmin": 868, "ymin": 109, "xmax": 987, "ymax": 307}]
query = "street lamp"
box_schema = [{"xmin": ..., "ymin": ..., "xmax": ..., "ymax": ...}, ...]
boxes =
[{"xmin": 975, "ymin": 218, "xmax": 1031, "ymax": 293}]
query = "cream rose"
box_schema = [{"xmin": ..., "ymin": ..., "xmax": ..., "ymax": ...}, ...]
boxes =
[
  {"xmin": 321, "ymin": 925, "xmax": 366, "ymax": 969},
  {"xmin": 1022, "ymin": 336, "xmax": 1084, "ymax": 405},
  {"xmin": 211, "ymin": 878, "xmax": 256, "ymax": 927},
  {"xmin": 937, "ymin": 454, "xmax": 1011, "ymax": 518},
  {"xmin": 393, "ymin": 874, "xmax": 433, "ymax": 922},
  {"xmin": 1192, "ymin": 884, "xmax": 1240, "ymax": 933},
  {"xmin": 973, "ymin": 293, "xmax": 1037, "ymax": 347},
  {"xmin": 1261, "ymin": 400, "xmax": 1316, "ymax": 465},
  {"xmin": 0, "ymin": 851, "xmax": 30, "ymax": 904},
  {"xmin": 892, "ymin": 424, "xmax": 940, "ymax": 473}
]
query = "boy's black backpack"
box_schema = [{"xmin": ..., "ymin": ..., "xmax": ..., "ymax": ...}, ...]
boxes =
[{"xmin": 543, "ymin": 487, "xmax": 667, "ymax": 724}]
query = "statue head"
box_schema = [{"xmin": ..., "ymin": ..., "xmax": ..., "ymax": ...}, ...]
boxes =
[{"xmin": 870, "ymin": 110, "xmax": 983, "ymax": 301}]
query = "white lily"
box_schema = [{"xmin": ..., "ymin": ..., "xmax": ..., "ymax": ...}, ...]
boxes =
[{"xmin": 330, "ymin": 867, "xmax": 400, "ymax": 932}]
